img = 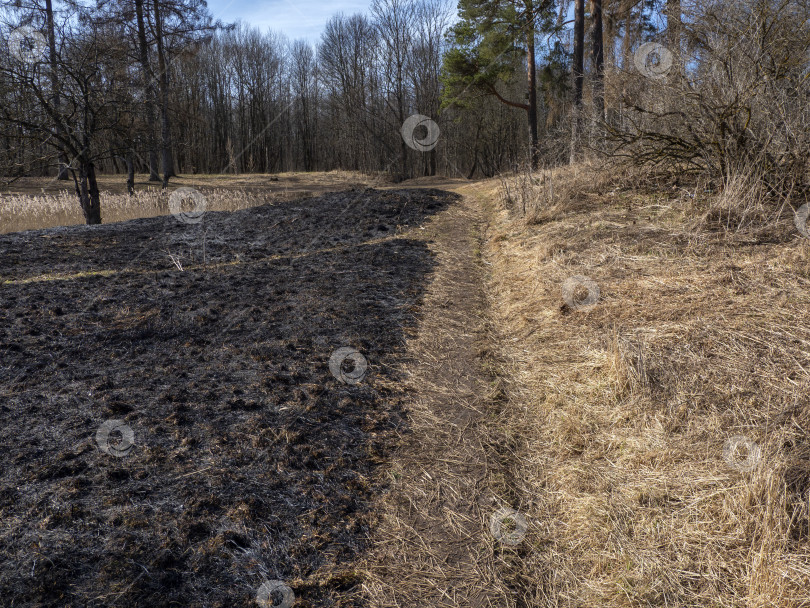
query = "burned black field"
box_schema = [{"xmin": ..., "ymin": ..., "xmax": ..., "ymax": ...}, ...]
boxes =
[{"xmin": 0, "ymin": 188, "xmax": 454, "ymax": 607}]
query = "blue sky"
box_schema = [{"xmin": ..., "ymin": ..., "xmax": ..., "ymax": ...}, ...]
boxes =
[{"xmin": 205, "ymin": 0, "xmax": 373, "ymax": 44}]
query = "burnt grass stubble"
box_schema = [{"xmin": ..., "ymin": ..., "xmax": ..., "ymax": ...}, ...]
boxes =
[{"xmin": 0, "ymin": 188, "xmax": 455, "ymax": 607}]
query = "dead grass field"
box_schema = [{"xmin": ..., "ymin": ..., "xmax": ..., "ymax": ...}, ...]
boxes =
[
  {"xmin": 0, "ymin": 171, "xmax": 375, "ymax": 234},
  {"xmin": 2, "ymin": 167, "xmax": 809, "ymax": 606},
  {"xmin": 475, "ymin": 164, "xmax": 810, "ymax": 606}
]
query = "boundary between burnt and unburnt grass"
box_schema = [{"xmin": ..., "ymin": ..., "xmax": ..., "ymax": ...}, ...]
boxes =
[
  {"xmin": 374, "ymin": 166, "xmax": 810, "ymax": 606},
  {"xmin": 360, "ymin": 183, "xmax": 540, "ymax": 608}
]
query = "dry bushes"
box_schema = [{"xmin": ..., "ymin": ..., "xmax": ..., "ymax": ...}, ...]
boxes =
[
  {"xmin": 498, "ymin": 161, "xmax": 678, "ymax": 225},
  {"xmin": 486, "ymin": 163, "xmax": 810, "ymax": 606},
  {"xmin": 606, "ymin": 0, "xmax": 810, "ymax": 191},
  {"xmin": 498, "ymin": 163, "xmax": 598, "ymax": 225}
]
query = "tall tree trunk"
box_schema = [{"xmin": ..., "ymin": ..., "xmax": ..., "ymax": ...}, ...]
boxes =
[
  {"xmin": 73, "ymin": 159, "xmax": 102, "ymax": 225},
  {"xmin": 604, "ymin": 0, "xmax": 620, "ymax": 125},
  {"xmin": 666, "ymin": 0, "xmax": 681, "ymax": 81},
  {"xmin": 620, "ymin": 0, "xmax": 636, "ymax": 69},
  {"xmin": 618, "ymin": 0, "xmax": 639, "ymax": 132},
  {"xmin": 666, "ymin": 0, "xmax": 681, "ymax": 50},
  {"xmin": 571, "ymin": 0, "xmax": 585, "ymax": 164},
  {"xmin": 152, "ymin": 0, "xmax": 176, "ymax": 188},
  {"xmin": 45, "ymin": 0, "xmax": 68, "ymax": 180},
  {"xmin": 467, "ymin": 151, "xmax": 478, "ymax": 180},
  {"xmin": 592, "ymin": 0, "xmax": 605, "ymax": 123},
  {"xmin": 126, "ymin": 151, "xmax": 135, "ymax": 196},
  {"xmin": 135, "ymin": 0, "xmax": 161, "ymax": 182},
  {"xmin": 526, "ymin": 1, "xmax": 539, "ymax": 169},
  {"xmin": 398, "ymin": 62, "xmax": 408, "ymax": 180},
  {"xmin": 467, "ymin": 120, "xmax": 481, "ymax": 179},
  {"xmin": 603, "ymin": 1, "xmax": 614, "ymax": 68}
]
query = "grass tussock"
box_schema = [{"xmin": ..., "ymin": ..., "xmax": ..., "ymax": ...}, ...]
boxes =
[{"xmin": 484, "ymin": 163, "xmax": 810, "ymax": 606}]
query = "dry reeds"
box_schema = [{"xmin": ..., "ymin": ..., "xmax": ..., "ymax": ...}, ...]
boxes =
[
  {"xmin": 0, "ymin": 171, "xmax": 375, "ymax": 234},
  {"xmin": 0, "ymin": 188, "xmax": 272, "ymax": 234}
]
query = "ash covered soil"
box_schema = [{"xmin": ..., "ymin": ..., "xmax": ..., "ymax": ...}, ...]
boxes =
[{"xmin": 0, "ymin": 188, "xmax": 455, "ymax": 607}]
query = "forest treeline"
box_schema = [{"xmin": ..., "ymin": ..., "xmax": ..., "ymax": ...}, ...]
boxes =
[{"xmin": 2, "ymin": 0, "xmax": 810, "ymax": 224}]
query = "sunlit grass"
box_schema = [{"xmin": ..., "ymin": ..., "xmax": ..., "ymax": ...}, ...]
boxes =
[{"xmin": 0, "ymin": 171, "xmax": 373, "ymax": 233}]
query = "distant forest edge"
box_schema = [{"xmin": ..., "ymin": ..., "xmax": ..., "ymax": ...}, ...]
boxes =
[{"xmin": 3, "ymin": 0, "xmax": 810, "ymax": 224}]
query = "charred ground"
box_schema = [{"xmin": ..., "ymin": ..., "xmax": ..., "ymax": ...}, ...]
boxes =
[{"xmin": 0, "ymin": 188, "xmax": 455, "ymax": 607}]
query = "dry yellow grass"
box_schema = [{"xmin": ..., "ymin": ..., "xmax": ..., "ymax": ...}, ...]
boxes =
[
  {"xmin": 478, "ymin": 163, "xmax": 810, "ymax": 606},
  {"xmin": 5, "ymin": 166, "xmax": 808, "ymax": 605},
  {"xmin": 0, "ymin": 171, "xmax": 374, "ymax": 233}
]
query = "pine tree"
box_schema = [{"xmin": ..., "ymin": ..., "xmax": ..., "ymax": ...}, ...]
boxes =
[{"xmin": 441, "ymin": 0, "xmax": 557, "ymax": 169}]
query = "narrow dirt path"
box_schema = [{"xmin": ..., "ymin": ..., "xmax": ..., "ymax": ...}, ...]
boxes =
[{"xmin": 362, "ymin": 189, "xmax": 514, "ymax": 607}]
